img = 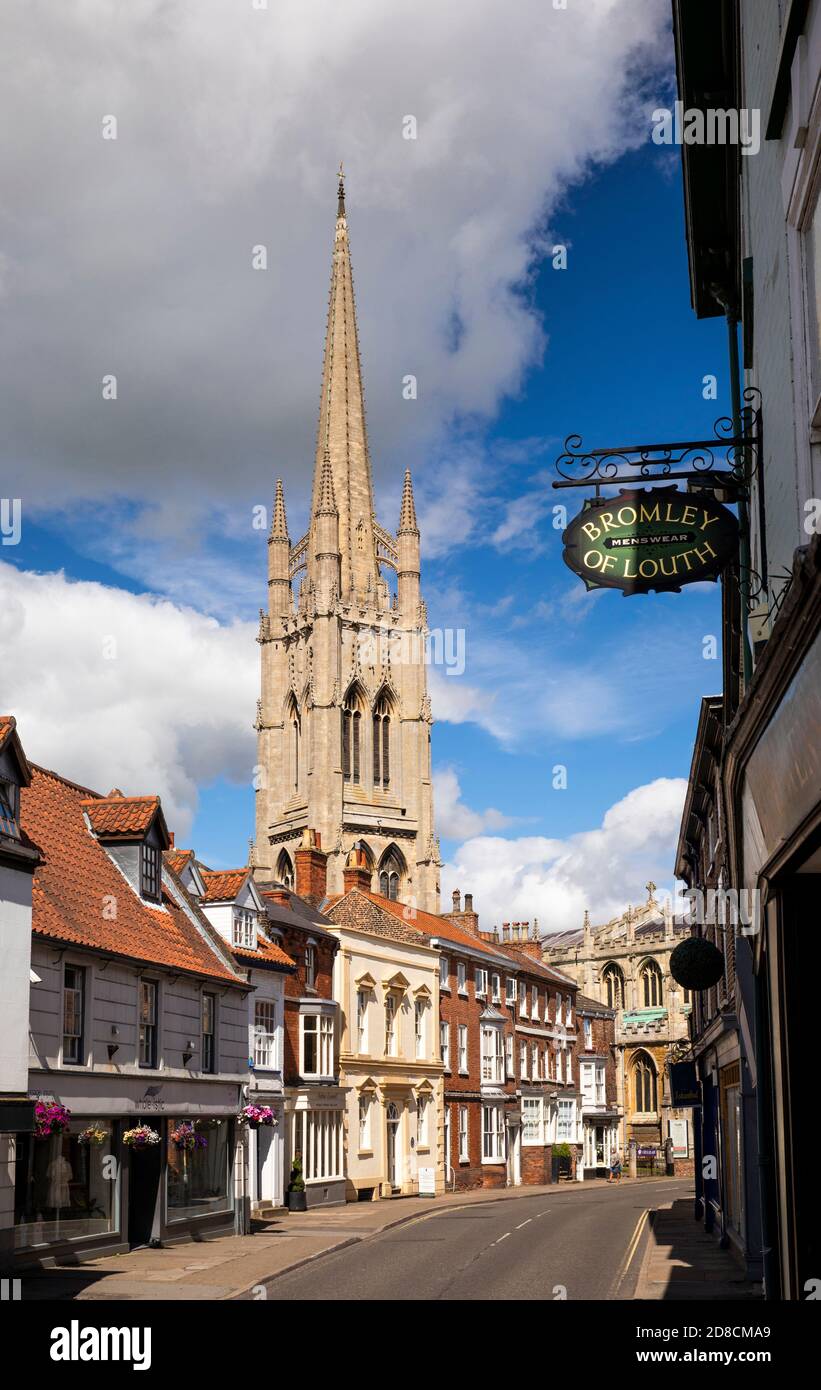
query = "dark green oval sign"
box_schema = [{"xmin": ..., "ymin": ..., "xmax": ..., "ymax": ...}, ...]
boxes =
[{"xmin": 562, "ymin": 486, "xmax": 739, "ymax": 595}]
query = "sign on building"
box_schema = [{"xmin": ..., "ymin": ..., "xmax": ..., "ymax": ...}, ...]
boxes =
[{"xmin": 562, "ymin": 487, "xmax": 739, "ymax": 595}]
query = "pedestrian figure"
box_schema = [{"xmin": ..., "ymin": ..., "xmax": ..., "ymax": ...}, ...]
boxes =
[{"xmin": 608, "ymin": 1152, "xmax": 622, "ymax": 1183}]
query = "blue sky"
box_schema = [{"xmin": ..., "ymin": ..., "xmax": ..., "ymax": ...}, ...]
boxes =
[{"xmin": 1, "ymin": 0, "xmax": 720, "ymax": 929}]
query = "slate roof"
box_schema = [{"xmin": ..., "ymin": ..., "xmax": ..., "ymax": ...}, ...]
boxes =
[{"xmin": 21, "ymin": 764, "xmax": 243, "ymax": 983}]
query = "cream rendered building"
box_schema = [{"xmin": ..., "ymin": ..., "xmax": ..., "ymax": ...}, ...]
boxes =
[
  {"xmin": 324, "ymin": 869, "xmax": 444, "ymax": 1201},
  {"xmin": 251, "ymin": 173, "xmax": 439, "ymax": 913}
]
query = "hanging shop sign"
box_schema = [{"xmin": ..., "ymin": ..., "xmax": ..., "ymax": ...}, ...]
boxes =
[
  {"xmin": 561, "ymin": 486, "xmax": 739, "ymax": 595},
  {"xmin": 669, "ymin": 1061, "xmax": 700, "ymax": 1107}
]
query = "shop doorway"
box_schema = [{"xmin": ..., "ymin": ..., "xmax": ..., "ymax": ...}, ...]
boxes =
[{"xmin": 128, "ymin": 1141, "xmax": 162, "ymax": 1248}]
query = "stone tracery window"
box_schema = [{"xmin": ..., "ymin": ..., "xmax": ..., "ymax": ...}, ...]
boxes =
[
  {"xmin": 602, "ymin": 962, "xmax": 624, "ymax": 1010},
  {"xmin": 342, "ymin": 686, "xmax": 363, "ymax": 784},
  {"xmin": 640, "ymin": 959, "xmax": 664, "ymax": 1008},
  {"xmin": 632, "ymin": 1050, "xmax": 658, "ymax": 1113},
  {"xmin": 372, "ymin": 691, "xmax": 392, "ymax": 789}
]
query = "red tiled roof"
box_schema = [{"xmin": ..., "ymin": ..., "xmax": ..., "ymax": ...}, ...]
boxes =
[
  {"xmin": 232, "ymin": 933, "xmax": 295, "ymax": 970},
  {"xmin": 21, "ymin": 765, "xmax": 241, "ymax": 983},
  {"xmin": 199, "ymin": 869, "xmax": 249, "ymax": 903},
  {"xmin": 326, "ymin": 890, "xmax": 515, "ymax": 965},
  {"xmin": 0, "ymin": 715, "xmax": 16, "ymax": 750},
  {"xmin": 166, "ymin": 849, "xmax": 195, "ymax": 875},
  {"xmin": 490, "ymin": 942, "xmax": 577, "ymax": 988},
  {"xmin": 81, "ymin": 794, "xmax": 160, "ymax": 838}
]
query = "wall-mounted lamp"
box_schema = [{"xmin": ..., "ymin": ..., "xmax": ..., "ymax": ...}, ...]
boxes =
[
  {"xmin": 183, "ymin": 1040, "xmax": 196, "ymax": 1066},
  {"xmin": 107, "ymin": 1025, "xmax": 120, "ymax": 1061}
]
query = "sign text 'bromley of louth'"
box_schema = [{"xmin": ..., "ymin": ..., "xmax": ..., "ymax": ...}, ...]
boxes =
[{"xmin": 561, "ymin": 486, "xmax": 739, "ymax": 595}]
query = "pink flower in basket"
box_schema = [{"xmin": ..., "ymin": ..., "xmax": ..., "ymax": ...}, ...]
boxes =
[
  {"xmin": 33, "ymin": 1101, "xmax": 71, "ymax": 1139},
  {"xmin": 238, "ymin": 1104, "xmax": 277, "ymax": 1128}
]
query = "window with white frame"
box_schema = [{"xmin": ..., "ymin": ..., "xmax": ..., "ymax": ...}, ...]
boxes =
[
  {"xmin": 385, "ymin": 994, "xmax": 397, "ymax": 1056},
  {"xmin": 458, "ymin": 1024, "xmax": 468, "ymax": 1073},
  {"xmin": 356, "ymin": 988, "xmax": 368, "ymax": 1053},
  {"xmin": 481, "ymin": 1025, "xmax": 503, "ymax": 1083},
  {"xmin": 565, "ymin": 995, "xmax": 573, "ymax": 1026},
  {"xmin": 414, "ymin": 998, "xmax": 426, "ymax": 1059},
  {"xmin": 475, "ymin": 967, "xmax": 488, "ymax": 999},
  {"xmin": 557, "ymin": 1098, "xmax": 575, "ymax": 1142},
  {"xmin": 583, "ymin": 1017, "xmax": 592, "ymax": 1049},
  {"xmin": 581, "ymin": 1060, "xmax": 595, "ymax": 1106},
  {"xmin": 457, "ymin": 961, "xmax": 467, "ymax": 995},
  {"xmin": 305, "ymin": 942, "xmax": 317, "ymax": 990},
  {"xmin": 522, "ymin": 1096, "xmax": 542, "ymax": 1145},
  {"xmin": 531, "ymin": 985, "xmax": 538, "ymax": 1018},
  {"xmin": 505, "ymin": 977, "xmax": 517, "ymax": 1006},
  {"xmin": 520, "ymin": 1041, "xmax": 528, "ymax": 1080},
  {"xmin": 505, "ymin": 1033, "xmax": 514, "ymax": 1078},
  {"xmin": 292, "ymin": 1108, "xmax": 343, "ymax": 1181},
  {"xmin": 531, "ymin": 1043, "xmax": 540, "ymax": 1080},
  {"xmin": 439, "ymin": 955, "xmax": 450, "ymax": 991},
  {"xmin": 491, "ymin": 973, "xmax": 501, "ymax": 1003},
  {"xmin": 519, "ymin": 986, "xmax": 528, "ymax": 1018},
  {"xmin": 302, "ymin": 1011, "xmax": 334, "ymax": 1077},
  {"xmin": 595, "ymin": 1061, "xmax": 605, "ymax": 1104},
  {"xmin": 482, "ymin": 1103, "xmax": 504, "ymax": 1161},
  {"xmin": 232, "ymin": 907, "xmax": 256, "ymax": 950},
  {"xmin": 440, "ymin": 1020, "xmax": 450, "ymax": 1070},
  {"xmin": 62, "ymin": 964, "xmax": 86, "ymax": 1065},
  {"xmin": 358, "ymin": 1094, "xmax": 372, "ymax": 1150},
  {"xmin": 458, "ymin": 1105, "xmax": 469, "ymax": 1161},
  {"xmin": 416, "ymin": 1093, "xmax": 429, "ymax": 1147},
  {"xmin": 556, "ymin": 993, "xmax": 563, "ymax": 1024},
  {"xmin": 253, "ymin": 999, "xmax": 277, "ymax": 1069}
]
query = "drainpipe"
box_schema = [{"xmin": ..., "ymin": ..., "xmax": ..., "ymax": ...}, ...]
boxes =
[
  {"xmin": 752, "ymin": 945, "xmax": 778, "ymax": 1298},
  {"xmin": 726, "ymin": 309, "xmax": 753, "ymax": 689}
]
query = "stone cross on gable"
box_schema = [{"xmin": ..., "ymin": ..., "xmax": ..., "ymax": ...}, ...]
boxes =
[{"xmin": 646, "ymin": 881, "xmax": 657, "ymax": 901}]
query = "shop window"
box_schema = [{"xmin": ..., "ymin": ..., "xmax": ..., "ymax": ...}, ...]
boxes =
[
  {"xmin": 166, "ymin": 1118, "xmax": 231, "ymax": 1222},
  {"xmin": 292, "ymin": 1109, "xmax": 343, "ymax": 1181},
  {"xmin": 14, "ymin": 1121, "xmax": 117, "ymax": 1248}
]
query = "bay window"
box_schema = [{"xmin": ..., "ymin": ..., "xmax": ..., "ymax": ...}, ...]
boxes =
[
  {"xmin": 481, "ymin": 1025, "xmax": 503, "ymax": 1084},
  {"xmin": 301, "ymin": 1008, "xmax": 334, "ymax": 1078}
]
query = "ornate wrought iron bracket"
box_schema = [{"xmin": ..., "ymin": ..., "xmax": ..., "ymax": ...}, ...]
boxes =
[{"xmin": 552, "ymin": 389, "xmax": 762, "ymax": 495}]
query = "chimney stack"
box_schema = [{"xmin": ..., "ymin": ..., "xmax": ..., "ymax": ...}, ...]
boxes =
[
  {"xmin": 343, "ymin": 843, "xmax": 373, "ymax": 895},
  {"xmin": 443, "ymin": 888, "xmax": 480, "ymax": 938},
  {"xmin": 294, "ymin": 828, "xmax": 328, "ymax": 907}
]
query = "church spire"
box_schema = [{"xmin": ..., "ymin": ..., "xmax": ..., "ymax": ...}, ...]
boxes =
[
  {"xmin": 308, "ymin": 169, "xmax": 378, "ymax": 601},
  {"xmin": 271, "ymin": 478, "xmax": 288, "ymax": 538},
  {"xmin": 398, "ymin": 468, "xmax": 419, "ymax": 535},
  {"xmin": 316, "ymin": 448, "xmax": 338, "ymax": 516}
]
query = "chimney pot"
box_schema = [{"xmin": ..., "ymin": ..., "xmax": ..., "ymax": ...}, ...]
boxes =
[
  {"xmin": 452, "ymin": 889, "xmax": 461, "ymax": 911},
  {"xmin": 464, "ymin": 892, "xmax": 473, "ymax": 912}
]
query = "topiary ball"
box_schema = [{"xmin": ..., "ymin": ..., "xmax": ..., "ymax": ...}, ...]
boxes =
[{"xmin": 669, "ymin": 936, "xmax": 724, "ymax": 991}]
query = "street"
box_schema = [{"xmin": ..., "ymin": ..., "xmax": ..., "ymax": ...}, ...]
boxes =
[{"xmin": 257, "ymin": 1179, "xmax": 690, "ymax": 1302}]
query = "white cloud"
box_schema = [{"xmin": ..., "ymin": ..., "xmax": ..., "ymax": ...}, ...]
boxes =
[
  {"xmin": 0, "ymin": 0, "xmax": 671, "ymax": 598},
  {"xmin": 441, "ymin": 777, "xmax": 687, "ymax": 934},
  {"xmin": 0, "ymin": 562, "xmax": 256, "ymax": 836},
  {"xmin": 433, "ymin": 766, "xmax": 511, "ymax": 840}
]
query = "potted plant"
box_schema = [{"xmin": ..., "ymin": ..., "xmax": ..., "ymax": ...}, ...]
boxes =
[
  {"xmin": 33, "ymin": 1101, "xmax": 71, "ymax": 1139},
  {"xmin": 238, "ymin": 1104, "xmax": 277, "ymax": 1130},
  {"xmin": 287, "ymin": 1153, "xmax": 307, "ymax": 1212},
  {"xmin": 123, "ymin": 1124, "xmax": 161, "ymax": 1150},
  {"xmin": 552, "ymin": 1142, "xmax": 573, "ymax": 1182},
  {"xmin": 169, "ymin": 1121, "xmax": 207, "ymax": 1152},
  {"xmin": 78, "ymin": 1124, "xmax": 108, "ymax": 1147}
]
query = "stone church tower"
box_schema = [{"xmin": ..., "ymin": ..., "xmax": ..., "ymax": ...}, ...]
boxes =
[{"xmin": 251, "ymin": 173, "xmax": 440, "ymax": 913}]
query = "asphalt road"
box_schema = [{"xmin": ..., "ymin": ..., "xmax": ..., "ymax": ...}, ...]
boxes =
[{"xmin": 263, "ymin": 1178, "xmax": 690, "ymax": 1301}]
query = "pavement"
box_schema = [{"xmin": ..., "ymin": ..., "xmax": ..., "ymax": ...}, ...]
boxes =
[
  {"xmin": 18, "ymin": 1175, "xmax": 688, "ymax": 1302},
  {"xmin": 635, "ymin": 1199, "xmax": 764, "ymax": 1300}
]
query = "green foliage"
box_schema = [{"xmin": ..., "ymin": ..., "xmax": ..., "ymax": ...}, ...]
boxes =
[
  {"xmin": 288, "ymin": 1153, "xmax": 305, "ymax": 1192},
  {"xmin": 553, "ymin": 1143, "xmax": 572, "ymax": 1158}
]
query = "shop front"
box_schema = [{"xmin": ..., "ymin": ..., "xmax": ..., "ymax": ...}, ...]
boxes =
[
  {"xmin": 9, "ymin": 1074, "xmax": 242, "ymax": 1266},
  {"xmin": 581, "ymin": 1114, "xmax": 620, "ymax": 1179}
]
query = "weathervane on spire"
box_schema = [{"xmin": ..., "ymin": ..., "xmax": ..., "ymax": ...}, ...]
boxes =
[{"xmin": 337, "ymin": 161, "xmax": 345, "ymax": 217}]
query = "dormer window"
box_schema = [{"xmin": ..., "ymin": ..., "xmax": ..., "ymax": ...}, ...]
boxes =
[
  {"xmin": 0, "ymin": 779, "xmax": 19, "ymax": 838},
  {"xmin": 233, "ymin": 907, "xmax": 257, "ymax": 950},
  {"xmin": 140, "ymin": 843, "xmax": 161, "ymax": 902}
]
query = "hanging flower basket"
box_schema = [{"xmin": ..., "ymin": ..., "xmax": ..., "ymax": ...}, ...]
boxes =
[
  {"xmin": 78, "ymin": 1125, "xmax": 109, "ymax": 1147},
  {"xmin": 170, "ymin": 1121, "xmax": 208, "ymax": 1152},
  {"xmin": 33, "ymin": 1101, "xmax": 71, "ymax": 1139},
  {"xmin": 238, "ymin": 1104, "xmax": 277, "ymax": 1130},
  {"xmin": 123, "ymin": 1125, "xmax": 161, "ymax": 1150},
  {"xmin": 669, "ymin": 937, "xmax": 725, "ymax": 991}
]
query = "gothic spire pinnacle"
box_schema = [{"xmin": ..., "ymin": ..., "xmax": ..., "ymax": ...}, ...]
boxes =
[
  {"xmin": 398, "ymin": 467, "xmax": 419, "ymax": 535},
  {"xmin": 271, "ymin": 478, "xmax": 289, "ymax": 539},
  {"xmin": 337, "ymin": 161, "xmax": 345, "ymax": 218},
  {"xmin": 308, "ymin": 171, "xmax": 378, "ymax": 599},
  {"xmin": 316, "ymin": 448, "xmax": 338, "ymax": 516}
]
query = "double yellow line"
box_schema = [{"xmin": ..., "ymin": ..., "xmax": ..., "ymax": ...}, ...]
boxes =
[{"xmin": 610, "ymin": 1207, "xmax": 651, "ymax": 1298}]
